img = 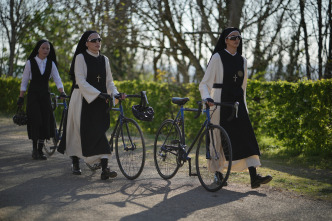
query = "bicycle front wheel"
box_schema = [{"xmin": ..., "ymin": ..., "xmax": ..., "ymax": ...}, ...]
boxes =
[
  {"xmin": 115, "ymin": 118, "xmax": 145, "ymax": 180},
  {"xmin": 196, "ymin": 125, "xmax": 232, "ymax": 192},
  {"xmin": 154, "ymin": 119, "xmax": 181, "ymax": 179}
]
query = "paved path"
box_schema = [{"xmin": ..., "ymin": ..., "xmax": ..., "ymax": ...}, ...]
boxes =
[{"xmin": 0, "ymin": 118, "xmax": 331, "ymax": 221}]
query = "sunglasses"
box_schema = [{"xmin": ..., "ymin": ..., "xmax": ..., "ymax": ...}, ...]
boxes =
[
  {"xmin": 226, "ymin": 35, "xmax": 242, "ymax": 41},
  {"xmin": 87, "ymin": 38, "xmax": 102, "ymax": 43}
]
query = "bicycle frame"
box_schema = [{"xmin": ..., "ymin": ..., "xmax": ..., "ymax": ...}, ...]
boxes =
[
  {"xmin": 162, "ymin": 100, "xmax": 236, "ymax": 176},
  {"xmin": 108, "ymin": 95, "xmax": 140, "ymax": 152},
  {"xmin": 162, "ymin": 103, "xmax": 214, "ymax": 176},
  {"xmin": 55, "ymin": 98, "xmax": 68, "ymax": 142}
]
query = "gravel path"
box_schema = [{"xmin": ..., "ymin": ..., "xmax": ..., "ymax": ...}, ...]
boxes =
[{"xmin": 0, "ymin": 117, "xmax": 331, "ymax": 221}]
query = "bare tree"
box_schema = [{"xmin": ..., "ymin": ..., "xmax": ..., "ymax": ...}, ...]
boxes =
[
  {"xmin": 299, "ymin": 0, "xmax": 311, "ymax": 79},
  {"xmin": 324, "ymin": 0, "xmax": 332, "ymax": 79},
  {"xmin": 226, "ymin": 0, "xmax": 245, "ymax": 27},
  {"xmin": 0, "ymin": 0, "xmax": 44, "ymax": 76},
  {"xmin": 317, "ymin": 0, "xmax": 323, "ymax": 79}
]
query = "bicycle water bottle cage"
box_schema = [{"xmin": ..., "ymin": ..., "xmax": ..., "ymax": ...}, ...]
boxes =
[{"xmin": 171, "ymin": 97, "xmax": 189, "ymax": 105}]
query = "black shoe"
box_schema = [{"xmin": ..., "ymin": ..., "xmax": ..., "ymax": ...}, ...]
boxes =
[
  {"xmin": 251, "ymin": 174, "xmax": 273, "ymax": 189},
  {"xmin": 38, "ymin": 150, "xmax": 47, "ymax": 160},
  {"xmin": 72, "ymin": 164, "xmax": 82, "ymax": 175},
  {"xmin": 215, "ymin": 171, "xmax": 228, "ymax": 186},
  {"xmin": 32, "ymin": 150, "xmax": 39, "ymax": 160},
  {"xmin": 101, "ymin": 168, "xmax": 117, "ymax": 180}
]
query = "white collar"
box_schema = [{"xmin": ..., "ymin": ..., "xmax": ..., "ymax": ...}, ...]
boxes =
[
  {"xmin": 35, "ymin": 56, "xmax": 47, "ymax": 63},
  {"xmin": 224, "ymin": 49, "xmax": 237, "ymax": 56},
  {"xmin": 86, "ymin": 49, "xmax": 99, "ymax": 57}
]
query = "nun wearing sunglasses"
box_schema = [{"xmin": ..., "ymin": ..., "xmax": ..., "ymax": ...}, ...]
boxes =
[
  {"xmin": 199, "ymin": 27, "xmax": 272, "ymax": 189},
  {"xmin": 59, "ymin": 30, "xmax": 125, "ymax": 180}
]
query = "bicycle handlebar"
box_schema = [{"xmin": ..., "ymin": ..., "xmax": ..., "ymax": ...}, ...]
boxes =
[
  {"xmin": 193, "ymin": 100, "xmax": 239, "ymax": 121},
  {"xmin": 106, "ymin": 91, "xmax": 149, "ymax": 113}
]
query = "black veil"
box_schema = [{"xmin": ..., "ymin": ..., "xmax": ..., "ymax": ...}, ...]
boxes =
[
  {"xmin": 28, "ymin": 39, "xmax": 57, "ymax": 66},
  {"xmin": 69, "ymin": 30, "xmax": 98, "ymax": 81},
  {"xmin": 212, "ymin": 27, "xmax": 242, "ymax": 56}
]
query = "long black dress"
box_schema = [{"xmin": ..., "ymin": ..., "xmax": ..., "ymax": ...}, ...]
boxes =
[
  {"xmin": 26, "ymin": 58, "xmax": 55, "ymax": 140},
  {"xmin": 217, "ymin": 50, "xmax": 260, "ymax": 161},
  {"xmin": 80, "ymin": 51, "xmax": 111, "ymax": 157}
]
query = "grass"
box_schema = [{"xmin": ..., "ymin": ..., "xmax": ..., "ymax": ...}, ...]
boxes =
[
  {"xmin": 240, "ymin": 135, "xmax": 332, "ymax": 201},
  {"xmin": 146, "ymin": 132, "xmax": 332, "ymax": 202}
]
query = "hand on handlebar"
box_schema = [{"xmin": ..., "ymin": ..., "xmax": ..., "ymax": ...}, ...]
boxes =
[
  {"xmin": 59, "ymin": 92, "xmax": 67, "ymax": 99},
  {"xmin": 98, "ymin": 93, "xmax": 112, "ymax": 103},
  {"xmin": 117, "ymin": 93, "xmax": 126, "ymax": 100},
  {"xmin": 206, "ymin": 98, "xmax": 214, "ymax": 106}
]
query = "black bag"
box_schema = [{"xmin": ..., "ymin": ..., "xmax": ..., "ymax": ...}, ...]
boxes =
[{"xmin": 13, "ymin": 107, "xmax": 28, "ymax": 126}]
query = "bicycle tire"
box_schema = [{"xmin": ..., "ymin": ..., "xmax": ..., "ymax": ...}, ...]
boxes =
[
  {"xmin": 196, "ymin": 125, "xmax": 232, "ymax": 192},
  {"xmin": 115, "ymin": 118, "xmax": 145, "ymax": 180},
  {"xmin": 154, "ymin": 119, "xmax": 182, "ymax": 180},
  {"xmin": 43, "ymin": 113, "xmax": 58, "ymax": 156}
]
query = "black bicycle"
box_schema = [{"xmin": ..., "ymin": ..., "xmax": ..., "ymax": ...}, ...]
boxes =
[
  {"xmin": 43, "ymin": 93, "xmax": 69, "ymax": 156},
  {"xmin": 86, "ymin": 91, "xmax": 147, "ymax": 180},
  {"xmin": 154, "ymin": 97, "xmax": 238, "ymax": 192}
]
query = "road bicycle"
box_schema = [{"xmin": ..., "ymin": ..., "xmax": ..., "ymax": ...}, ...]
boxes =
[
  {"xmin": 43, "ymin": 93, "xmax": 70, "ymax": 156},
  {"xmin": 154, "ymin": 97, "xmax": 238, "ymax": 192},
  {"xmin": 86, "ymin": 91, "xmax": 147, "ymax": 180}
]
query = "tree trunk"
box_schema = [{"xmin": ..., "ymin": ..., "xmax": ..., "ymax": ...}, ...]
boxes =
[
  {"xmin": 317, "ymin": 0, "xmax": 323, "ymax": 79},
  {"xmin": 299, "ymin": 0, "xmax": 311, "ymax": 79},
  {"xmin": 226, "ymin": 0, "xmax": 245, "ymax": 28},
  {"xmin": 324, "ymin": 0, "xmax": 332, "ymax": 79}
]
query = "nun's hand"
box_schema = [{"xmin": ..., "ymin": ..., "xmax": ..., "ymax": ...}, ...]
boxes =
[
  {"xmin": 98, "ymin": 93, "xmax": 112, "ymax": 103},
  {"xmin": 206, "ymin": 98, "xmax": 214, "ymax": 106}
]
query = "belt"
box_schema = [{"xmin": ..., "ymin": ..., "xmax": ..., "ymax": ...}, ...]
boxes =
[{"xmin": 212, "ymin": 83, "xmax": 223, "ymax": 88}]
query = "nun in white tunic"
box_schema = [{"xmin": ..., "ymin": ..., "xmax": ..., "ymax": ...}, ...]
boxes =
[
  {"xmin": 199, "ymin": 27, "xmax": 272, "ymax": 189},
  {"xmin": 61, "ymin": 31, "xmax": 120, "ymax": 173}
]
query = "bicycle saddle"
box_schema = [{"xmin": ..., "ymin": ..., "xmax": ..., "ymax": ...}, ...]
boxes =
[{"xmin": 172, "ymin": 97, "xmax": 190, "ymax": 105}]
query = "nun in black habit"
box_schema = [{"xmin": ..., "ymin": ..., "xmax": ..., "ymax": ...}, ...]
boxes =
[
  {"xmin": 18, "ymin": 39, "xmax": 66, "ymax": 160},
  {"xmin": 64, "ymin": 30, "xmax": 125, "ymax": 180},
  {"xmin": 199, "ymin": 27, "xmax": 272, "ymax": 188}
]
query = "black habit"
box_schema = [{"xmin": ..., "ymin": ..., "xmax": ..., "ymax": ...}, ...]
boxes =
[
  {"xmin": 218, "ymin": 50, "xmax": 260, "ymax": 161},
  {"xmin": 80, "ymin": 51, "xmax": 111, "ymax": 157}
]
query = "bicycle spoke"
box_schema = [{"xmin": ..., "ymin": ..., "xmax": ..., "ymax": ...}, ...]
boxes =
[
  {"xmin": 154, "ymin": 119, "xmax": 181, "ymax": 179},
  {"xmin": 196, "ymin": 125, "xmax": 232, "ymax": 192}
]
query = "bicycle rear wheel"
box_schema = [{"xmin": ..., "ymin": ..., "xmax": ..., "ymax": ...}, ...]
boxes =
[
  {"xmin": 196, "ymin": 125, "xmax": 232, "ymax": 192},
  {"xmin": 43, "ymin": 113, "xmax": 58, "ymax": 156},
  {"xmin": 154, "ymin": 119, "xmax": 181, "ymax": 179},
  {"xmin": 115, "ymin": 118, "xmax": 145, "ymax": 180}
]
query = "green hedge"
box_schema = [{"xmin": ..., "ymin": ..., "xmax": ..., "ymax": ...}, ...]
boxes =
[
  {"xmin": 246, "ymin": 79, "xmax": 332, "ymax": 157},
  {"xmin": 1, "ymin": 77, "xmax": 331, "ymax": 157}
]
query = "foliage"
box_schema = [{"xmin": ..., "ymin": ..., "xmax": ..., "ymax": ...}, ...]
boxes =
[
  {"xmin": 1, "ymin": 78, "xmax": 331, "ymax": 157},
  {"xmin": 247, "ymin": 79, "xmax": 332, "ymax": 157}
]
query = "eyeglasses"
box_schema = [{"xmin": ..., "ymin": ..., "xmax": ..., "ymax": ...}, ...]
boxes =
[
  {"xmin": 87, "ymin": 38, "xmax": 102, "ymax": 43},
  {"xmin": 226, "ymin": 35, "xmax": 242, "ymax": 41}
]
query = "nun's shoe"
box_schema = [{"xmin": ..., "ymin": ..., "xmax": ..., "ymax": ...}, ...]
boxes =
[
  {"xmin": 251, "ymin": 174, "xmax": 273, "ymax": 189},
  {"xmin": 38, "ymin": 150, "xmax": 47, "ymax": 160},
  {"xmin": 101, "ymin": 168, "xmax": 117, "ymax": 180},
  {"xmin": 72, "ymin": 164, "xmax": 82, "ymax": 175}
]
